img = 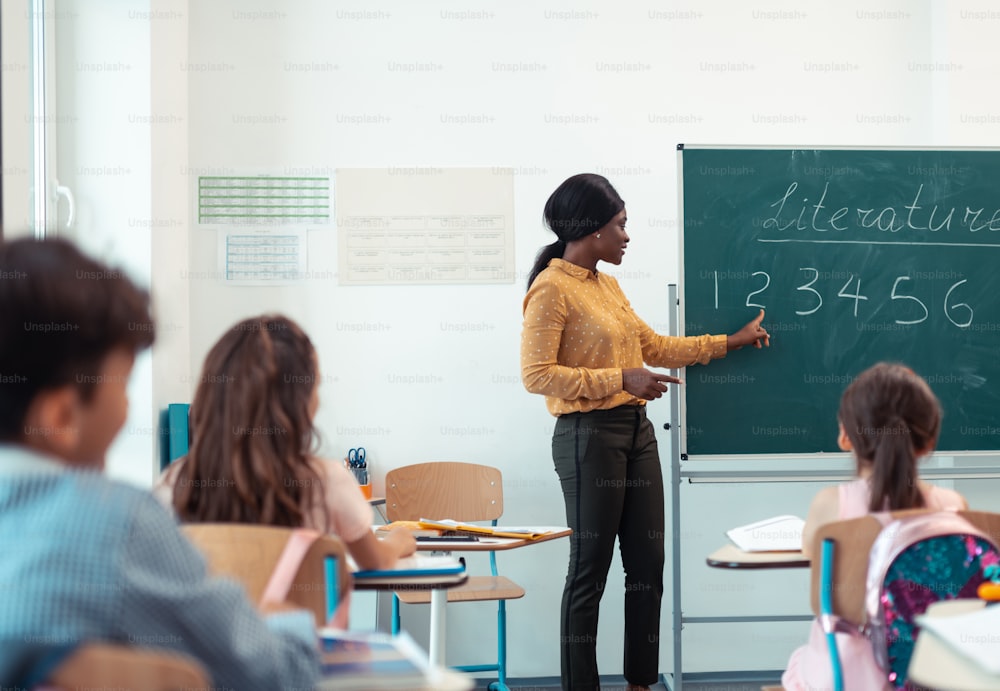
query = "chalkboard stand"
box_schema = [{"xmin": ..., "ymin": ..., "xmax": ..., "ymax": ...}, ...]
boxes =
[
  {"xmin": 667, "ymin": 283, "xmax": 684, "ymax": 691},
  {"xmin": 665, "ymin": 292, "xmax": 1000, "ymax": 690}
]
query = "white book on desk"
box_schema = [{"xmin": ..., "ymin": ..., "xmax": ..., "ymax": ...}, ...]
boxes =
[
  {"xmin": 917, "ymin": 603, "xmax": 1000, "ymax": 674},
  {"xmin": 726, "ymin": 515, "xmax": 805, "ymax": 552}
]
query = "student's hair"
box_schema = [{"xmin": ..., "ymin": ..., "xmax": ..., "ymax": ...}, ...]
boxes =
[
  {"xmin": 0, "ymin": 238, "xmax": 155, "ymax": 441},
  {"xmin": 172, "ymin": 314, "xmax": 330, "ymax": 531},
  {"xmin": 838, "ymin": 362, "xmax": 942, "ymax": 512},
  {"xmin": 526, "ymin": 173, "xmax": 625, "ymax": 289}
]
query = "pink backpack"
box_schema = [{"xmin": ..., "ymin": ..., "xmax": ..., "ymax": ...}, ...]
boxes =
[{"xmin": 863, "ymin": 511, "xmax": 1000, "ymax": 688}]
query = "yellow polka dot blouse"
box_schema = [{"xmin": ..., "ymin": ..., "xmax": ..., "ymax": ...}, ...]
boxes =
[{"xmin": 521, "ymin": 258, "xmax": 727, "ymax": 416}]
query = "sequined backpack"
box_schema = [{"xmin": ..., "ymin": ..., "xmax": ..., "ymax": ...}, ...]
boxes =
[{"xmin": 864, "ymin": 511, "xmax": 1000, "ymax": 689}]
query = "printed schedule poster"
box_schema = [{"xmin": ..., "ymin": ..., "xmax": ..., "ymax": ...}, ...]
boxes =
[{"xmin": 336, "ymin": 167, "xmax": 514, "ymax": 285}]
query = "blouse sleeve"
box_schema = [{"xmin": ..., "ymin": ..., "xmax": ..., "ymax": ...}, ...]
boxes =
[{"xmin": 619, "ymin": 288, "xmax": 727, "ymax": 367}]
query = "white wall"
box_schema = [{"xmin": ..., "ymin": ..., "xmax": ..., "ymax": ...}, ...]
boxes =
[{"xmin": 51, "ymin": 0, "xmax": 1000, "ymax": 680}]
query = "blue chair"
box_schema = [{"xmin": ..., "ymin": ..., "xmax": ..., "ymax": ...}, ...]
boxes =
[{"xmin": 385, "ymin": 461, "xmax": 525, "ymax": 691}]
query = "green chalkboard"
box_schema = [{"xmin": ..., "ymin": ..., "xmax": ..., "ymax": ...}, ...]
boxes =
[{"xmin": 680, "ymin": 146, "xmax": 1000, "ymax": 456}]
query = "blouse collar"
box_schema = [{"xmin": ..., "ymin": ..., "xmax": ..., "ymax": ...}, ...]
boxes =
[{"xmin": 549, "ymin": 258, "xmax": 598, "ymax": 281}]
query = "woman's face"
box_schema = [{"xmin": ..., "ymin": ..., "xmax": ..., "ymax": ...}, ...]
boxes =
[{"xmin": 592, "ymin": 209, "xmax": 629, "ymax": 265}]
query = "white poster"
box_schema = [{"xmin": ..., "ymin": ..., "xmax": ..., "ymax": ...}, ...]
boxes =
[{"xmin": 336, "ymin": 167, "xmax": 515, "ymax": 285}]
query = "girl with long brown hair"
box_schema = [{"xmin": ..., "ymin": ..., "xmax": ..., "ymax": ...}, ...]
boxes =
[
  {"xmin": 156, "ymin": 314, "xmax": 414, "ymax": 569},
  {"xmin": 782, "ymin": 362, "xmax": 967, "ymax": 690}
]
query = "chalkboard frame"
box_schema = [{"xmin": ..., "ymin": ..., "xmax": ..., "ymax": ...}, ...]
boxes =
[{"xmin": 677, "ymin": 144, "xmax": 1000, "ymax": 459}]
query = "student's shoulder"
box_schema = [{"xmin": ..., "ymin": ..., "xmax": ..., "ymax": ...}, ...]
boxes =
[
  {"xmin": 313, "ymin": 455, "xmax": 346, "ymax": 479},
  {"xmin": 72, "ymin": 471, "xmax": 181, "ymax": 528},
  {"xmin": 925, "ymin": 482, "xmax": 968, "ymax": 510},
  {"xmin": 806, "ymin": 484, "xmax": 841, "ymax": 522}
]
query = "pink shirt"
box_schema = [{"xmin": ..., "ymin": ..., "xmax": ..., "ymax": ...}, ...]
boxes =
[
  {"xmin": 838, "ymin": 477, "xmax": 965, "ymax": 519},
  {"xmin": 154, "ymin": 456, "xmax": 373, "ymax": 543}
]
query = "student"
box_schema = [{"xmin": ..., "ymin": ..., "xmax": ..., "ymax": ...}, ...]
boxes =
[
  {"xmin": 520, "ymin": 173, "xmax": 770, "ymax": 691},
  {"xmin": 155, "ymin": 314, "xmax": 416, "ymax": 570},
  {"xmin": 0, "ymin": 238, "xmax": 318, "ymax": 688},
  {"xmin": 782, "ymin": 361, "xmax": 967, "ymax": 691}
]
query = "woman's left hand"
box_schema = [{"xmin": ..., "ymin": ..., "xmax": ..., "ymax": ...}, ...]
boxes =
[{"xmin": 727, "ymin": 309, "xmax": 770, "ymax": 350}]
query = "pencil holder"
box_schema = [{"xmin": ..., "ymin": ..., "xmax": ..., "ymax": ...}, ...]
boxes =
[
  {"xmin": 349, "ymin": 465, "xmax": 372, "ymax": 500},
  {"xmin": 346, "ymin": 447, "xmax": 371, "ymax": 500}
]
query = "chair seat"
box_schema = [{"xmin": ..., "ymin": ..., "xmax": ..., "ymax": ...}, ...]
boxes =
[
  {"xmin": 395, "ymin": 575, "xmax": 525, "ymax": 605},
  {"xmin": 46, "ymin": 643, "xmax": 209, "ymax": 690}
]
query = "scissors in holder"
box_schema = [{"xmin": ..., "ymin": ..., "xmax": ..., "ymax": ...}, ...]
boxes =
[
  {"xmin": 348, "ymin": 447, "xmax": 366, "ymax": 469},
  {"xmin": 347, "ymin": 448, "xmax": 368, "ymax": 486}
]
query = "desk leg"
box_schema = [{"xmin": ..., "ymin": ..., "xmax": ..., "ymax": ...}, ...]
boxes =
[{"xmin": 429, "ymin": 587, "xmax": 447, "ymax": 667}]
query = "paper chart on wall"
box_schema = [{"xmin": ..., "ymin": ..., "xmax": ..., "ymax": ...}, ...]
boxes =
[
  {"xmin": 197, "ymin": 174, "xmax": 332, "ymax": 226},
  {"xmin": 218, "ymin": 227, "xmax": 308, "ymax": 284},
  {"xmin": 336, "ymin": 167, "xmax": 515, "ymax": 285}
]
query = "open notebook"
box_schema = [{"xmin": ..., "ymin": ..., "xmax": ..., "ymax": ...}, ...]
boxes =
[{"xmin": 726, "ymin": 515, "xmax": 805, "ymax": 552}]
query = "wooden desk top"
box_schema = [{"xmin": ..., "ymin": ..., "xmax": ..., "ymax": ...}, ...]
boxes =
[
  {"xmin": 909, "ymin": 599, "xmax": 1000, "ymax": 691},
  {"xmin": 413, "ymin": 527, "xmax": 572, "ymax": 552},
  {"xmin": 706, "ymin": 543, "xmax": 810, "ymax": 569}
]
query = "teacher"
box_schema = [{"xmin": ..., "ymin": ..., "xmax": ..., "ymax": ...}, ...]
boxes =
[{"xmin": 520, "ymin": 173, "xmax": 769, "ymax": 691}]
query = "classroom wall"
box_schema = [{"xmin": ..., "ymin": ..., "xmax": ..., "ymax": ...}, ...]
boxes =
[{"xmin": 49, "ymin": 0, "xmax": 1000, "ymax": 679}]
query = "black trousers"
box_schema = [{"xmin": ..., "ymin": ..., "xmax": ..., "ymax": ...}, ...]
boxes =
[{"xmin": 552, "ymin": 405, "xmax": 665, "ymax": 691}]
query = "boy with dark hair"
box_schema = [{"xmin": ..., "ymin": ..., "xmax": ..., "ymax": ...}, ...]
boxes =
[{"xmin": 0, "ymin": 238, "xmax": 319, "ymax": 688}]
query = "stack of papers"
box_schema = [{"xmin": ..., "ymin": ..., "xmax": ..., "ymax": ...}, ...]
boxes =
[
  {"xmin": 917, "ymin": 603, "xmax": 1000, "ymax": 674},
  {"xmin": 318, "ymin": 629, "xmax": 432, "ymax": 689},
  {"xmin": 416, "ymin": 518, "xmax": 555, "ymax": 540},
  {"xmin": 375, "ymin": 520, "xmax": 443, "ymax": 538},
  {"xmin": 726, "ymin": 515, "xmax": 805, "ymax": 552}
]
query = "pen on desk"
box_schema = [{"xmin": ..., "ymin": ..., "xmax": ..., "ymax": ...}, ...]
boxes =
[{"xmin": 416, "ymin": 535, "xmax": 479, "ymax": 543}]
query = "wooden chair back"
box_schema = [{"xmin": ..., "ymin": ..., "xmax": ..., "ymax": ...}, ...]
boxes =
[
  {"xmin": 809, "ymin": 508, "xmax": 1000, "ymax": 625},
  {"xmin": 182, "ymin": 522, "xmax": 351, "ymax": 627},
  {"xmin": 385, "ymin": 461, "xmax": 504, "ymax": 522},
  {"xmin": 45, "ymin": 642, "xmax": 210, "ymax": 690}
]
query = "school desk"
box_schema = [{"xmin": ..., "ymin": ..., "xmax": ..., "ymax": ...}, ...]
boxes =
[
  {"xmin": 705, "ymin": 544, "xmax": 810, "ymax": 569},
  {"xmin": 701, "ymin": 543, "xmax": 813, "ymax": 685},
  {"xmin": 412, "ymin": 528, "xmax": 573, "ymax": 668}
]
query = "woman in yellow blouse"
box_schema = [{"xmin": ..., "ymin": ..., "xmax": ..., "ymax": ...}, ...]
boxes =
[{"xmin": 521, "ymin": 173, "xmax": 769, "ymax": 691}]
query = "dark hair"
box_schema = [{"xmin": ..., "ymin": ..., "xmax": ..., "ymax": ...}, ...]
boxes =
[
  {"xmin": 0, "ymin": 238, "xmax": 155, "ymax": 441},
  {"xmin": 172, "ymin": 314, "xmax": 330, "ymax": 531},
  {"xmin": 526, "ymin": 173, "xmax": 625, "ymax": 289},
  {"xmin": 838, "ymin": 362, "xmax": 941, "ymax": 512}
]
